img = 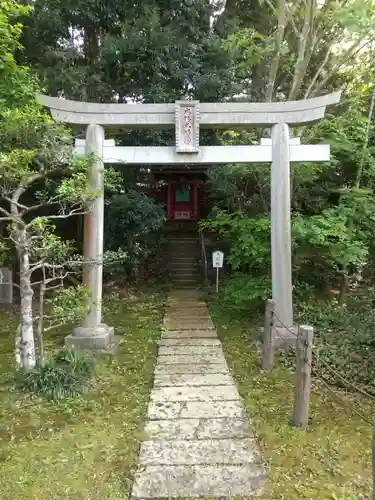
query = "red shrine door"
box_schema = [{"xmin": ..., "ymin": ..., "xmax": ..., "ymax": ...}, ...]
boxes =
[{"xmin": 167, "ymin": 180, "xmax": 200, "ymax": 220}]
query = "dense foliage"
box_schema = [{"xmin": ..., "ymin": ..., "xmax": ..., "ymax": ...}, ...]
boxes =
[{"xmin": 104, "ymin": 190, "xmax": 165, "ymax": 282}]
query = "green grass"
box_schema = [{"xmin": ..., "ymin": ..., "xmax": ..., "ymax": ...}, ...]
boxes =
[
  {"xmin": 210, "ymin": 300, "xmax": 373, "ymax": 500},
  {"xmin": 0, "ymin": 292, "xmax": 165, "ymax": 500}
]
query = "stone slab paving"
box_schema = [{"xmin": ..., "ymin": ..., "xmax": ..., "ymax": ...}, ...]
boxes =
[
  {"xmin": 150, "ymin": 385, "xmax": 239, "ymax": 402},
  {"xmin": 139, "ymin": 438, "xmax": 259, "ymax": 465},
  {"xmin": 154, "ymin": 363, "xmax": 229, "ymax": 375},
  {"xmin": 158, "ymin": 345, "xmax": 223, "ymax": 356},
  {"xmin": 158, "ymin": 354, "xmax": 225, "ymax": 364},
  {"xmin": 154, "ymin": 373, "xmax": 234, "ymax": 387},
  {"xmin": 164, "ymin": 319, "xmax": 215, "ymax": 330},
  {"xmin": 132, "ymin": 465, "xmax": 266, "ymax": 498},
  {"xmin": 159, "ymin": 338, "xmax": 221, "ymax": 346},
  {"xmin": 131, "ymin": 290, "xmax": 266, "ymax": 499},
  {"xmin": 144, "ymin": 418, "xmax": 252, "ymax": 440},
  {"xmin": 148, "ymin": 400, "xmax": 246, "ymax": 420},
  {"xmin": 162, "ymin": 330, "xmax": 218, "ymax": 338}
]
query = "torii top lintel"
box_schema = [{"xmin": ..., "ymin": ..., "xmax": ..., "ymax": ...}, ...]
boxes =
[{"xmin": 37, "ymin": 92, "xmax": 341, "ymax": 128}]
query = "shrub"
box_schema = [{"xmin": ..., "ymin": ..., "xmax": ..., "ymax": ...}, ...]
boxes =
[
  {"xmin": 53, "ymin": 346, "xmax": 95, "ymax": 378},
  {"xmin": 219, "ymin": 274, "xmax": 271, "ymax": 312},
  {"xmin": 16, "ymin": 347, "xmax": 95, "ymax": 400},
  {"xmin": 294, "ymin": 295, "xmax": 375, "ymax": 395}
]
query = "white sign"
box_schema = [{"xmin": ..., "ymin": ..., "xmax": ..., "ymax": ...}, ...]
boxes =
[{"xmin": 212, "ymin": 250, "xmax": 224, "ymax": 268}]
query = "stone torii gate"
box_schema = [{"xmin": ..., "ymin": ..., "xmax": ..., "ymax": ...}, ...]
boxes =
[{"xmin": 38, "ymin": 92, "xmax": 341, "ymax": 348}]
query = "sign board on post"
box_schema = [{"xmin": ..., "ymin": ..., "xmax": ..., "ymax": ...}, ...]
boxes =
[{"xmin": 212, "ymin": 250, "xmax": 224, "ymax": 293}]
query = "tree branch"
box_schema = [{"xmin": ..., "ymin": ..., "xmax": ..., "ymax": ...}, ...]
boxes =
[
  {"xmin": 312, "ymin": 37, "xmax": 372, "ymax": 96},
  {"xmin": 25, "ymin": 207, "xmax": 86, "ymax": 228},
  {"xmin": 288, "ymin": 0, "xmax": 315, "ymax": 100},
  {"xmin": 304, "ymin": 44, "xmax": 332, "ymax": 98},
  {"xmin": 20, "ymin": 199, "xmax": 59, "ymax": 216},
  {"xmin": 11, "ymin": 173, "xmax": 46, "ymax": 217},
  {"xmin": 0, "ymin": 206, "xmax": 11, "ymax": 218},
  {"xmin": 265, "ymin": 0, "xmax": 288, "ymax": 101}
]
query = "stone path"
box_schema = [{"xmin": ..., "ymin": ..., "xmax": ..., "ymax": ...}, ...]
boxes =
[{"xmin": 131, "ymin": 290, "xmax": 266, "ymax": 499}]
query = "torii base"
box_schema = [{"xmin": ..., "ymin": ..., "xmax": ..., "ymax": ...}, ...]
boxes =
[{"xmin": 65, "ymin": 324, "xmax": 115, "ymax": 350}]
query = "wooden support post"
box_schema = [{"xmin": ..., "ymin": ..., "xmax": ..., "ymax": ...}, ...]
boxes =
[
  {"xmin": 292, "ymin": 325, "xmax": 314, "ymax": 427},
  {"xmin": 372, "ymin": 422, "xmax": 375, "ymax": 500},
  {"xmin": 261, "ymin": 299, "xmax": 275, "ymax": 371}
]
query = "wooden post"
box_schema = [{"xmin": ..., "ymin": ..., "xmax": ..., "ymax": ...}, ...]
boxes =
[
  {"xmin": 292, "ymin": 325, "xmax": 314, "ymax": 427},
  {"xmin": 261, "ymin": 299, "xmax": 275, "ymax": 370},
  {"xmin": 372, "ymin": 422, "xmax": 375, "ymax": 500}
]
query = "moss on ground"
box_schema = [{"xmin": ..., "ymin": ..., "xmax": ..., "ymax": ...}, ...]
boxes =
[
  {"xmin": 210, "ymin": 301, "xmax": 373, "ymax": 500},
  {"xmin": 0, "ymin": 292, "xmax": 165, "ymax": 500}
]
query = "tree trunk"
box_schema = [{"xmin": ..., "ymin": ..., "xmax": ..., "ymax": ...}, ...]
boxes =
[
  {"xmin": 37, "ymin": 282, "xmax": 45, "ymax": 364},
  {"xmin": 15, "ymin": 324, "xmax": 22, "ymax": 368},
  {"xmin": 18, "ymin": 236, "xmax": 35, "ymax": 369},
  {"xmin": 338, "ymin": 272, "xmax": 349, "ymax": 304}
]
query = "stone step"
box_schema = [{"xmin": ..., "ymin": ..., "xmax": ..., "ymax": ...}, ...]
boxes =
[
  {"xmin": 144, "ymin": 417, "xmax": 251, "ymax": 440},
  {"xmin": 154, "ymin": 363, "xmax": 228, "ymax": 375},
  {"xmin": 171, "ymin": 275, "xmax": 200, "ymax": 281},
  {"xmin": 164, "ymin": 316, "xmax": 213, "ymax": 325},
  {"xmin": 169, "ymin": 256, "xmax": 199, "ymax": 261},
  {"xmin": 165, "ymin": 305, "xmax": 209, "ymax": 313},
  {"xmin": 150, "ymin": 385, "xmax": 239, "ymax": 402},
  {"xmin": 169, "ymin": 264, "xmax": 199, "ymax": 270},
  {"xmin": 169, "ymin": 276, "xmax": 201, "ymax": 281},
  {"xmin": 147, "ymin": 400, "xmax": 244, "ymax": 420},
  {"xmin": 169, "ymin": 286, "xmax": 200, "ymax": 290},
  {"xmin": 161, "ymin": 330, "xmax": 217, "ymax": 339},
  {"xmin": 170, "ymin": 285, "xmax": 201, "ymax": 290},
  {"xmin": 164, "ymin": 321, "xmax": 215, "ymax": 330},
  {"xmin": 138, "ymin": 438, "xmax": 259, "ymax": 466},
  {"xmin": 170, "ymin": 277, "xmax": 200, "ymax": 283},
  {"xmin": 169, "ymin": 257, "xmax": 200, "ymax": 261},
  {"xmin": 157, "ymin": 354, "xmax": 224, "ymax": 365},
  {"xmin": 169, "ymin": 243, "xmax": 199, "ymax": 248},
  {"xmin": 167, "ymin": 290, "xmax": 203, "ymax": 298},
  {"xmin": 158, "ymin": 345, "xmax": 223, "ymax": 356},
  {"xmin": 169, "ymin": 251, "xmax": 199, "ymax": 256},
  {"xmin": 154, "ymin": 373, "xmax": 234, "ymax": 387},
  {"xmin": 169, "ymin": 270, "xmax": 199, "ymax": 276},
  {"xmin": 165, "ymin": 305, "xmax": 208, "ymax": 311},
  {"xmin": 131, "ymin": 464, "xmax": 266, "ymax": 498},
  {"xmin": 168, "ymin": 238, "xmax": 199, "ymax": 242},
  {"xmin": 169, "ymin": 250, "xmax": 199, "ymax": 254},
  {"xmin": 163, "ymin": 315, "xmax": 212, "ymax": 323},
  {"xmin": 159, "ymin": 338, "xmax": 220, "ymax": 346}
]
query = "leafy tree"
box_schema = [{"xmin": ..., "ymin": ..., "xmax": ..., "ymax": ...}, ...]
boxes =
[
  {"xmin": 0, "ymin": 1, "xmax": 120, "ymax": 369},
  {"xmin": 104, "ymin": 190, "xmax": 165, "ymax": 283},
  {"xmin": 218, "ymin": 0, "xmax": 375, "ymax": 101},
  {"xmin": 19, "ymin": 0, "xmax": 241, "ymax": 103}
]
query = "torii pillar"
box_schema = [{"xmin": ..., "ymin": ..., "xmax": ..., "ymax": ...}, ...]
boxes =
[
  {"xmin": 271, "ymin": 123, "xmax": 293, "ymax": 333},
  {"xmin": 65, "ymin": 124, "xmax": 115, "ymax": 349}
]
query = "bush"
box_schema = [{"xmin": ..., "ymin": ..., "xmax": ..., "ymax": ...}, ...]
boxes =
[
  {"xmin": 16, "ymin": 347, "xmax": 95, "ymax": 400},
  {"xmin": 219, "ymin": 274, "xmax": 271, "ymax": 312},
  {"xmin": 295, "ymin": 295, "xmax": 375, "ymax": 394}
]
